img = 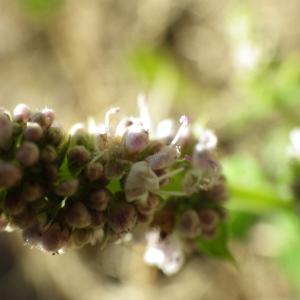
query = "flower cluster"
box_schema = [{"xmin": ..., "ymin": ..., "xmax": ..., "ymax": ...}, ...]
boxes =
[{"xmin": 0, "ymin": 99, "xmax": 228, "ymax": 274}]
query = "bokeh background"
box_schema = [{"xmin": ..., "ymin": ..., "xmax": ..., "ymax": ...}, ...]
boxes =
[{"xmin": 1, "ymin": 0, "xmax": 300, "ymax": 299}]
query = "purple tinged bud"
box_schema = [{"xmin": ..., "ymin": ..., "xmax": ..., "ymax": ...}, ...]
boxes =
[
  {"xmin": 124, "ymin": 129, "xmax": 149, "ymax": 154},
  {"xmin": 40, "ymin": 145, "xmax": 57, "ymax": 163},
  {"xmin": 13, "ymin": 104, "xmax": 32, "ymax": 122},
  {"xmin": 46, "ymin": 126, "xmax": 64, "ymax": 146},
  {"xmin": 198, "ymin": 209, "xmax": 219, "ymax": 230},
  {"xmin": 146, "ymin": 146, "xmax": 178, "ymax": 170},
  {"xmin": 12, "ymin": 209, "xmax": 36, "ymax": 229},
  {"xmin": 65, "ymin": 202, "xmax": 91, "ymax": 228},
  {"xmin": 24, "ymin": 122, "xmax": 43, "ymax": 142},
  {"xmin": 16, "ymin": 142, "xmax": 40, "ymax": 166},
  {"xmin": 4, "ymin": 194, "xmax": 26, "ymax": 216},
  {"xmin": 90, "ymin": 210, "xmax": 105, "ymax": 227},
  {"xmin": 177, "ymin": 209, "xmax": 201, "ymax": 238},
  {"xmin": 42, "ymin": 108, "xmax": 55, "ymax": 126},
  {"xmin": 0, "ymin": 161, "xmax": 21, "ymax": 188},
  {"xmin": 88, "ymin": 189, "xmax": 111, "ymax": 211},
  {"xmin": 43, "ymin": 164, "xmax": 59, "ymax": 182},
  {"xmin": 85, "ymin": 162, "xmax": 103, "ymax": 181},
  {"xmin": 202, "ymin": 227, "xmax": 218, "ymax": 240},
  {"xmin": 55, "ymin": 179, "xmax": 78, "ymax": 197},
  {"xmin": 108, "ymin": 202, "xmax": 137, "ymax": 234},
  {"xmin": 30, "ymin": 112, "xmax": 50, "ymax": 129},
  {"xmin": 41, "ymin": 223, "xmax": 67, "ymax": 252},
  {"xmin": 0, "ymin": 112, "xmax": 13, "ymax": 150},
  {"xmin": 68, "ymin": 145, "xmax": 90, "ymax": 167},
  {"xmin": 21, "ymin": 182, "xmax": 43, "ymax": 202}
]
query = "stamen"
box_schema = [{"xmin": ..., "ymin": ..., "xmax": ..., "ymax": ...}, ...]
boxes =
[
  {"xmin": 105, "ymin": 107, "xmax": 120, "ymax": 136},
  {"xmin": 158, "ymin": 167, "xmax": 184, "ymax": 181},
  {"xmin": 138, "ymin": 94, "xmax": 152, "ymax": 132},
  {"xmin": 69, "ymin": 123, "xmax": 84, "ymax": 135},
  {"xmin": 171, "ymin": 115, "xmax": 188, "ymax": 146}
]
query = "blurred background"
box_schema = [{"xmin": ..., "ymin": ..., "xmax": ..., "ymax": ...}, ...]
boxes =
[{"xmin": 1, "ymin": 0, "xmax": 300, "ymax": 299}]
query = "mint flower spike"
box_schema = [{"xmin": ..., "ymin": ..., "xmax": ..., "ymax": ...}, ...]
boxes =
[{"xmin": 0, "ymin": 101, "xmax": 228, "ymax": 273}]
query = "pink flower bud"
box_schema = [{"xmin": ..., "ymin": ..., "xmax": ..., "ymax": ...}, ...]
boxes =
[
  {"xmin": 16, "ymin": 142, "xmax": 40, "ymax": 166},
  {"xmin": 24, "ymin": 122, "xmax": 43, "ymax": 142},
  {"xmin": 55, "ymin": 179, "xmax": 78, "ymax": 197},
  {"xmin": 124, "ymin": 128, "xmax": 149, "ymax": 154},
  {"xmin": 43, "ymin": 164, "xmax": 59, "ymax": 182},
  {"xmin": 85, "ymin": 162, "xmax": 103, "ymax": 181},
  {"xmin": 12, "ymin": 209, "xmax": 36, "ymax": 229},
  {"xmin": 13, "ymin": 104, "xmax": 32, "ymax": 122},
  {"xmin": 88, "ymin": 189, "xmax": 111, "ymax": 211},
  {"xmin": 68, "ymin": 145, "xmax": 90, "ymax": 167},
  {"xmin": 65, "ymin": 202, "xmax": 91, "ymax": 228},
  {"xmin": 0, "ymin": 112, "xmax": 13, "ymax": 151},
  {"xmin": 108, "ymin": 202, "xmax": 137, "ymax": 234},
  {"xmin": 90, "ymin": 210, "xmax": 105, "ymax": 227},
  {"xmin": 0, "ymin": 161, "xmax": 21, "ymax": 188},
  {"xmin": 22, "ymin": 225, "xmax": 42, "ymax": 246},
  {"xmin": 177, "ymin": 209, "xmax": 201, "ymax": 238},
  {"xmin": 42, "ymin": 108, "xmax": 55, "ymax": 126}
]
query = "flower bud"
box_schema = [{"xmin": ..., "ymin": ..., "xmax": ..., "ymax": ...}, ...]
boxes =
[
  {"xmin": 41, "ymin": 223, "xmax": 67, "ymax": 252},
  {"xmin": 21, "ymin": 182, "xmax": 43, "ymax": 202},
  {"xmin": 88, "ymin": 189, "xmax": 111, "ymax": 211},
  {"xmin": 198, "ymin": 209, "xmax": 219, "ymax": 230},
  {"xmin": 13, "ymin": 104, "xmax": 32, "ymax": 122},
  {"xmin": 46, "ymin": 126, "xmax": 64, "ymax": 146},
  {"xmin": 24, "ymin": 122, "xmax": 43, "ymax": 142},
  {"xmin": 90, "ymin": 210, "xmax": 105, "ymax": 227},
  {"xmin": 30, "ymin": 112, "xmax": 50, "ymax": 129},
  {"xmin": 203, "ymin": 179, "xmax": 228, "ymax": 203},
  {"xmin": 125, "ymin": 161, "xmax": 159, "ymax": 203},
  {"xmin": 22, "ymin": 225, "xmax": 42, "ymax": 246},
  {"xmin": 55, "ymin": 179, "xmax": 78, "ymax": 197},
  {"xmin": 40, "ymin": 145, "xmax": 57, "ymax": 163},
  {"xmin": 177, "ymin": 209, "xmax": 201, "ymax": 238},
  {"xmin": 12, "ymin": 209, "xmax": 36, "ymax": 229},
  {"xmin": 68, "ymin": 145, "xmax": 90, "ymax": 167},
  {"xmin": 43, "ymin": 164, "xmax": 59, "ymax": 182},
  {"xmin": 151, "ymin": 208, "xmax": 176, "ymax": 237},
  {"xmin": 202, "ymin": 227, "xmax": 217, "ymax": 239},
  {"xmin": 0, "ymin": 112, "xmax": 13, "ymax": 151},
  {"xmin": 4, "ymin": 193, "xmax": 26, "ymax": 216},
  {"xmin": 85, "ymin": 162, "xmax": 103, "ymax": 181},
  {"xmin": 71, "ymin": 229, "xmax": 93, "ymax": 247},
  {"xmin": 16, "ymin": 142, "xmax": 40, "ymax": 166},
  {"xmin": 65, "ymin": 202, "xmax": 91, "ymax": 228},
  {"xmin": 146, "ymin": 146, "xmax": 178, "ymax": 170},
  {"xmin": 108, "ymin": 202, "xmax": 137, "ymax": 234},
  {"xmin": 0, "ymin": 161, "xmax": 21, "ymax": 188},
  {"xmin": 136, "ymin": 194, "xmax": 160, "ymax": 215},
  {"xmin": 124, "ymin": 128, "xmax": 149, "ymax": 154},
  {"xmin": 42, "ymin": 108, "xmax": 55, "ymax": 126}
]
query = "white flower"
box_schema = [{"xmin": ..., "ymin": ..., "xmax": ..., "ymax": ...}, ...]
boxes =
[
  {"xmin": 289, "ymin": 128, "xmax": 300, "ymax": 157},
  {"xmin": 144, "ymin": 230, "xmax": 185, "ymax": 275},
  {"xmin": 195, "ymin": 128, "xmax": 218, "ymax": 153}
]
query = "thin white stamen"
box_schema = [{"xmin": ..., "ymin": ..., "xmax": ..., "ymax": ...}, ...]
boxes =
[
  {"xmin": 70, "ymin": 123, "xmax": 84, "ymax": 135},
  {"xmin": 171, "ymin": 115, "xmax": 188, "ymax": 146},
  {"xmin": 138, "ymin": 94, "xmax": 152, "ymax": 132},
  {"xmin": 105, "ymin": 107, "xmax": 120, "ymax": 136},
  {"xmin": 158, "ymin": 167, "xmax": 185, "ymax": 181},
  {"xmin": 159, "ymin": 191, "xmax": 186, "ymax": 196}
]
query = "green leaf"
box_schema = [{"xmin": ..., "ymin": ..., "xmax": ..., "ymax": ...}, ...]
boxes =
[
  {"xmin": 107, "ymin": 180, "xmax": 122, "ymax": 194},
  {"xmin": 196, "ymin": 222, "xmax": 236, "ymax": 264}
]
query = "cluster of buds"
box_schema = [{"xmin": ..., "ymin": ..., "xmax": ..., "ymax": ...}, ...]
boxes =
[{"xmin": 0, "ymin": 99, "xmax": 228, "ymax": 274}]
